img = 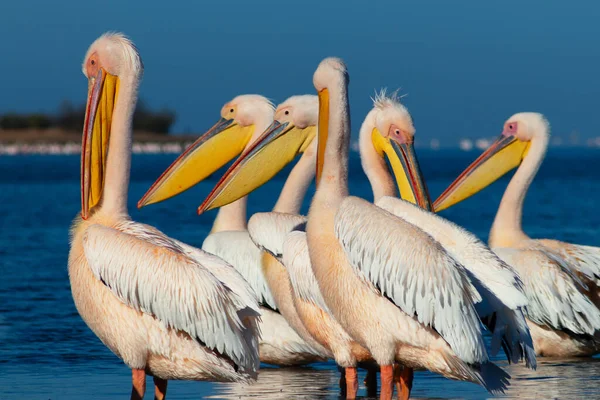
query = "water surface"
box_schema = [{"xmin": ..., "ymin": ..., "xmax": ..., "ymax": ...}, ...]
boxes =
[{"xmin": 1, "ymin": 150, "xmax": 599, "ymax": 399}]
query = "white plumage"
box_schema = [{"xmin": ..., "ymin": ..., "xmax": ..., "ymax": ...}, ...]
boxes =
[
  {"xmin": 248, "ymin": 212, "xmax": 307, "ymax": 259},
  {"xmin": 203, "ymin": 231, "xmax": 277, "ymax": 310},
  {"xmin": 334, "ymin": 197, "xmax": 487, "ymax": 365},
  {"xmin": 283, "ymin": 231, "xmax": 333, "ymax": 313},
  {"xmin": 82, "ymin": 221, "xmax": 261, "ymax": 373},
  {"xmin": 434, "ymin": 112, "xmax": 600, "ymax": 357},
  {"xmin": 377, "ymin": 196, "xmax": 535, "ymax": 367},
  {"xmin": 202, "ymin": 229, "xmax": 328, "ymax": 365},
  {"xmin": 494, "ymin": 245, "xmax": 600, "ymax": 336},
  {"xmin": 69, "ymin": 35, "xmax": 261, "ymax": 399}
]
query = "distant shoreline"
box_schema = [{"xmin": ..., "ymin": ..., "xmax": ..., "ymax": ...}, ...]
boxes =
[
  {"xmin": 0, "ymin": 129, "xmax": 197, "ymax": 155},
  {"xmin": 1, "ymin": 129, "xmax": 599, "ymax": 155}
]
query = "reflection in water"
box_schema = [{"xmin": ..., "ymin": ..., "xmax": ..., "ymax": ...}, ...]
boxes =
[
  {"xmin": 207, "ymin": 366, "xmax": 343, "ymax": 399},
  {"xmin": 502, "ymin": 358, "xmax": 600, "ymax": 399},
  {"xmin": 206, "ymin": 358, "xmax": 600, "ymax": 400}
]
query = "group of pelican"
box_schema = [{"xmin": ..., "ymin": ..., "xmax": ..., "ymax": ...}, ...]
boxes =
[{"xmin": 68, "ymin": 32, "xmax": 600, "ymax": 400}]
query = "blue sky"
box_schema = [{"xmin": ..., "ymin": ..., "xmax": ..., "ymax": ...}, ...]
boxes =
[{"xmin": 1, "ymin": 0, "xmax": 599, "ymax": 144}]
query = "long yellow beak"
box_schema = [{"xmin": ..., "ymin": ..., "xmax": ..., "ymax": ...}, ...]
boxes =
[
  {"xmin": 371, "ymin": 129, "xmax": 432, "ymax": 210},
  {"xmin": 434, "ymin": 134, "xmax": 530, "ymax": 212},
  {"xmin": 316, "ymin": 88, "xmax": 329, "ymax": 185},
  {"xmin": 198, "ymin": 121, "xmax": 316, "ymax": 213},
  {"xmin": 81, "ymin": 68, "xmax": 119, "ymax": 220},
  {"xmin": 137, "ymin": 119, "xmax": 256, "ymax": 208}
]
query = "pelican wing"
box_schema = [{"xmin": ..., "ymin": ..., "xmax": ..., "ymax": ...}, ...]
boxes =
[
  {"xmin": 537, "ymin": 239, "xmax": 600, "ymax": 281},
  {"xmin": 494, "ymin": 246, "xmax": 600, "ymax": 336},
  {"xmin": 335, "ymin": 197, "xmax": 487, "ymax": 364},
  {"xmin": 82, "ymin": 220, "xmax": 260, "ymax": 373},
  {"xmin": 248, "ymin": 212, "xmax": 307, "ymax": 258},
  {"xmin": 282, "ymin": 231, "xmax": 331, "ymax": 312},
  {"xmin": 377, "ymin": 196, "xmax": 536, "ymax": 368},
  {"xmin": 202, "ymin": 231, "xmax": 277, "ymax": 310}
]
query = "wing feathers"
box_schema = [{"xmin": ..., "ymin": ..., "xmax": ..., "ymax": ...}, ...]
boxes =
[
  {"xmin": 335, "ymin": 197, "xmax": 487, "ymax": 364},
  {"xmin": 376, "ymin": 196, "xmax": 535, "ymax": 368},
  {"xmin": 82, "ymin": 222, "xmax": 260, "ymax": 373},
  {"xmin": 283, "ymin": 231, "xmax": 332, "ymax": 312}
]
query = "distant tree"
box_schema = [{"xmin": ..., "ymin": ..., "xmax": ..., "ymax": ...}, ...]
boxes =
[
  {"xmin": 133, "ymin": 100, "xmax": 176, "ymax": 134},
  {"xmin": 56, "ymin": 101, "xmax": 86, "ymax": 131},
  {"xmin": 0, "ymin": 114, "xmax": 29, "ymax": 129},
  {"xmin": 28, "ymin": 114, "xmax": 52, "ymax": 129},
  {"xmin": 0, "ymin": 99, "xmax": 176, "ymax": 133}
]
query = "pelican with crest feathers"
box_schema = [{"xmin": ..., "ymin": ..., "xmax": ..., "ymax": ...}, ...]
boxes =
[
  {"xmin": 138, "ymin": 94, "xmax": 330, "ymax": 367},
  {"xmin": 306, "ymin": 58, "xmax": 514, "ymax": 400},
  {"xmin": 68, "ymin": 33, "xmax": 260, "ymax": 400},
  {"xmin": 435, "ymin": 112, "xmax": 600, "ymax": 357},
  {"xmin": 198, "ymin": 58, "xmax": 540, "ymax": 399}
]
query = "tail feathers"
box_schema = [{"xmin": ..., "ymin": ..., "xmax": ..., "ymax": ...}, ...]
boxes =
[
  {"xmin": 443, "ymin": 355, "xmax": 510, "ymax": 395},
  {"xmin": 489, "ymin": 307, "xmax": 537, "ymax": 370},
  {"xmin": 477, "ymin": 361, "xmax": 511, "ymax": 395},
  {"xmin": 237, "ymin": 310, "xmax": 261, "ymax": 379},
  {"xmin": 475, "ymin": 274, "xmax": 537, "ymax": 369}
]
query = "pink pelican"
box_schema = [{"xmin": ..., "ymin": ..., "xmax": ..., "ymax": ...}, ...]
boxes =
[
  {"xmin": 69, "ymin": 33, "xmax": 260, "ymax": 400},
  {"xmin": 435, "ymin": 112, "xmax": 600, "ymax": 357}
]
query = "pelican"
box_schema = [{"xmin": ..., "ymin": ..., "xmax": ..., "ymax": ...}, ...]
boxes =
[
  {"xmin": 434, "ymin": 112, "xmax": 600, "ymax": 357},
  {"xmin": 199, "ymin": 94, "xmax": 377, "ymax": 398},
  {"xmin": 68, "ymin": 33, "xmax": 260, "ymax": 400},
  {"xmin": 139, "ymin": 95, "xmax": 330, "ymax": 366},
  {"xmin": 198, "ymin": 82, "xmax": 536, "ymax": 399}
]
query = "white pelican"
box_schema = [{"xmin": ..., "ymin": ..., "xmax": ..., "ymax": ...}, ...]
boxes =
[
  {"xmin": 138, "ymin": 95, "xmax": 330, "ymax": 366},
  {"xmin": 199, "ymin": 88, "xmax": 537, "ymax": 398},
  {"xmin": 68, "ymin": 33, "xmax": 260, "ymax": 400},
  {"xmin": 305, "ymin": 57, "xmax": 515, "ymax": 400},
  {"xmin": 199, "ymin": 94, "xmax": 377, "ymax": 397},
  {"xmin": 434, "ymin": 112, "xmax": 600, "ymax": 357}
]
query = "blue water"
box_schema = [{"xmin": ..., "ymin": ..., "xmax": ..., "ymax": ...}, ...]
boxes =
[{"xmin": 1, "ymin": 150, "xmax": 600, "ymax": 399}]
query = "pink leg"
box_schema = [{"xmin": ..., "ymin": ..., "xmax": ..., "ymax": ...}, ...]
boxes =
[
  {"xmin": 153, "ymin": 376, "xmax": 168, "ymax": 400},
  {"xmin": 345, "ymin": 367, "xmax": 358, "ymax": 399},
  {"xmin": 131, "ymin": 369, "xmax": 146, "ymax": 400},
  {"xmin": 380, "ymin": 365, "xmax": 394, "ymax": 400}
]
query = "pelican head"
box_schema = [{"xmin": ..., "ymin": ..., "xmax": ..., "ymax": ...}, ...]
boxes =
[
  {"xmin": 137, "ymin": 95, "xmax": 275, "ymax": 208},
  {"xmin": 197, "ymin": 95, "xmax": 318, "ymax": 213},
  {"xmin": 434, "ymin": 112, "xmax": 548, "ymax": 212},
  {"xmin": 364, "ymin": 90, "xmax": 431, "ymax": 210},
  {"xmin": 81, "ymin": 33, "xmax": 143, "ymax": 219}
]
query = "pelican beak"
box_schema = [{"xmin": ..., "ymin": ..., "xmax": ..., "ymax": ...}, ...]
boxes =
[
  {"xmin": 81, "ymin": 68, "xmax": 119, "ymax": 220},
  {"xmin": 316, "ymin": 88, "xmax": 329, "ymax": 185},
  {"xmin": 137, "ymin": 118, "xmax": 256, "ymax": 208},
  {"xmin": 371, "ymin": 129, "xmax": 432, "ymax": 210},
  {"xmin": 434, "ymin": 134, "xmax": 530, "ymax": 212},
  {"xmin": 198, "ymin": 120, "xmax": 316, "ymax": 213}
]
